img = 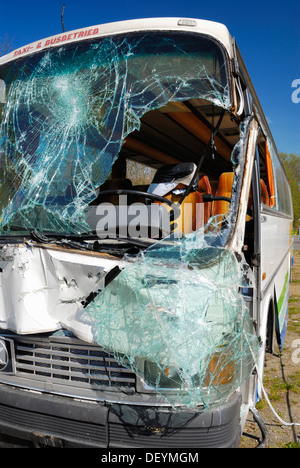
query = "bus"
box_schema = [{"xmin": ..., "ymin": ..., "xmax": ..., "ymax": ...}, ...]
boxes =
[{"xmin": 0, "ymin": 17, "xmax": 293, "ymax": 448}]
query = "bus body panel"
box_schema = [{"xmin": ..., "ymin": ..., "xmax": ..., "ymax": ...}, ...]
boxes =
[{"xmin": 261, "ymin": 213, "xmax": 292, "ymax": 345}]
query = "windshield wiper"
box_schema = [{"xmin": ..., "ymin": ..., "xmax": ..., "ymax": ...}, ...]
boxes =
[
  {"xmin": 30, "ymin": 230, "xmax": 154, "ymax": 251},
  {"xmin": 30, "ymin": 230, "xmax": 93, "ymax": 251},
  {"xmin": 95, "ymin": 234, "xmax": 155, "ymax": 249}
]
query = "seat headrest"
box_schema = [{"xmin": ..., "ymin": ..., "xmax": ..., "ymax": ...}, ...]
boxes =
[
  {"xmin": 151, "ymin": 162, "xmax": 196, "ymax": 184},
  {"xmin": 148, "ymin": 163, "xmax": 198, "ymax": 197}
]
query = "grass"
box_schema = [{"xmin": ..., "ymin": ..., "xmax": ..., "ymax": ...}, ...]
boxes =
[
  {"xmin": 288, "ymin": 371, "xmax": 300, "ymax": 394},
  {"xmin": 288, "ymin": 319, "xmax": 300, "ymax": 334},
  {"xmin": 255, "ymin": 250, "xmax": 300, "ymax": 447},
  {"xmin": 264, "ymin": 376, "xmax": 290, "ymax": 401},
  {"xmin": 281, "ymin": 442, "xmax": 300, "ymax": 448}
]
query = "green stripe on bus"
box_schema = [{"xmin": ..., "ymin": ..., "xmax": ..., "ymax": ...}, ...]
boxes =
[{"xmin": 277, "ymin": 271, "xmax": 289, "ymax": 315}]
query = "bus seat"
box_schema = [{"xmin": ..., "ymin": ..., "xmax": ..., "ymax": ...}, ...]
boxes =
[
  {"xmin": 148, "ymin": 162, "xmax": 203, "ymax": 234},
  {"xmin": 198, "ymin": 175, "xmax": 211, "ymax": 193},
  {"xmin": 210, "ymin": 180, "xmax": 219, "ymax": 195},
  {"xmin": 260, "ymin": 179, "xmax": 270, "ymax": 206},
  {"xmin": 147, "ymin": 162, "xmax": 198, "ymax": 196},
  {"xmin": 166, "ymin": 190, "xmax": 203, "ymax": 234},
  {"xmin": 212, "ymin": 172, "xmax": 234, "ymax": 217},
  {"xmin": 198, "ymin": 175, "xmax": 212, "ymax": 224}
]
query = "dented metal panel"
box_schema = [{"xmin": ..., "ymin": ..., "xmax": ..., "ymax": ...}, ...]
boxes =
[{"xmin": 0, "ymin": 244, "xmax": 122, "ymax": 341}]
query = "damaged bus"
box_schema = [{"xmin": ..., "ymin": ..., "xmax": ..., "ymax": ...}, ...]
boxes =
[{"xmin": 0, "ymin": 18, "xmax": 293, "ymax": 448}]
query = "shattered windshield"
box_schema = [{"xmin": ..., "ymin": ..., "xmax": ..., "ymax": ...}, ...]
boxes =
[
  {"xmin": 0, "ymin": 32, "xmax": 229, "ymax": 236},
  {"xmin": 86, "ymin": 236, "xmax": 260, "ymax": 408}
]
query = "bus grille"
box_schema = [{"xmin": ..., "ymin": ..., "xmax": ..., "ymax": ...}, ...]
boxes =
[{"xmin": 0, "ymin": 333, "xmax": 136, "ymax": 399}]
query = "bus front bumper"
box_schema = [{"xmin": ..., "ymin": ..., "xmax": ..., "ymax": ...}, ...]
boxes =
[{"xmin": 0, "ymin": 384, "xmax": 242, "ymax": 448}]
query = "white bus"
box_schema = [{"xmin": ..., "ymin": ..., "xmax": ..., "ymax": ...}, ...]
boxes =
[{"xmin": 0, "ymin": 17, "xmax": 293, "ymax": 448}]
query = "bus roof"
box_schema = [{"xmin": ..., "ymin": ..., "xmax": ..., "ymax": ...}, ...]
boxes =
[{"xmin": 0, "ymin": 17, "xmax": 234, "ymax": 65}]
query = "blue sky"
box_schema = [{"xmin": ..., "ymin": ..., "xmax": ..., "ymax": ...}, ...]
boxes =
[{"xmin": 1, "ymin": 0, "xmax": 299, "ymax": 155}]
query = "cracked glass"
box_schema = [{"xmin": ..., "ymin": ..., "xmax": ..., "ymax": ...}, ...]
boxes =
[
  {"xmin": 85, "ymin": 228, "xmax": 261, "ymax": 409},
  {"xmin": 0, "ymin": 32, "xmax": 229, "ymax": 235}
]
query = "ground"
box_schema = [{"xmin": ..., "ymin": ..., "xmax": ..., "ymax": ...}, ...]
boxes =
[{"xmin": 240, "ymin": 247, "xmax": 300, "ymax": 448}]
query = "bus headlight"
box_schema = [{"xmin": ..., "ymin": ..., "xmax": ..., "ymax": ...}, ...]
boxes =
[
  {"xmin": 144, "ymin": 361, "xmax": 182, "ymax": 389},
  {"xmin": 142, "ymin": 346, "xmax": 235, "ymax": 395}
]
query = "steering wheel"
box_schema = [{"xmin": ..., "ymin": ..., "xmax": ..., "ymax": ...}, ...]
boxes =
[{"xmin": 94, "ymin": 188, "xmax": 182, "ymax": 230}]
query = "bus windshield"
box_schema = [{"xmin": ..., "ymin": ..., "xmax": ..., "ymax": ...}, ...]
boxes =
[{"xmin": 0, "ymin": 31, "xmax": 230, "ymax": 236}]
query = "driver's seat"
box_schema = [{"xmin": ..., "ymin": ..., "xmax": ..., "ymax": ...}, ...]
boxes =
[{"xmin": 148, "ymin": 163, "xmax": 204, "ymax": 235}]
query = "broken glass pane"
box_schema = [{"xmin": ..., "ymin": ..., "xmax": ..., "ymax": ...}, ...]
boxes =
[
  {"xmin": 85, "ymin": 227, "xmax": 261, "ymax": 409},
  {"xmin": 0, "ymin": 32, "xmax": 230, "ymax": 234}
]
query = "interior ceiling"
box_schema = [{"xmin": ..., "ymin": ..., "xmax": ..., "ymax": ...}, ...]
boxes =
[{"xmin": 122, "ymin": 98, "xmax": 241, "ymax": 178}]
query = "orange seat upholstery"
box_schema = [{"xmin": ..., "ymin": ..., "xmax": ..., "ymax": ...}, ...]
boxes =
[
  {"xmin": 166, "ymin": 189, "xmax": 203, "ymax": 234},
  {"xmin": 260, "ymin": 179, "xmax": 270, "ymax": 206},
  {"xmin": 212, "ymin": 172, "xmax": 234, "ymax": 217},
  {"xmin": 198, "ymin": 175, "xmax": 212, "ymax": 224}
]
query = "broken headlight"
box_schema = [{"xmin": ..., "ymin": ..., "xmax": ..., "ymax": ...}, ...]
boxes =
[
  {"xmin": 143, "ymin": 361, "xmax": 182, "ymax": 389},
  {"xmin": 141, "ymin": 342, "xmax": 236, "ymax": 395}
]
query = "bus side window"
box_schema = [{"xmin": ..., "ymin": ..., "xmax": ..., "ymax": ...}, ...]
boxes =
[
  {"xmin": 257, "ymin": 140, "xmax": 276, "ymax": 208},
  {"xmin": 265, "ymin": 141, "xmax": 276, "ymax": 208},
  {"xmin": 271, "ymin": 150, "xmax": 294, "ymax": 217},
  {"xmin": 258, "ymin": 138, "xmax": 293, "ymax": 217}
]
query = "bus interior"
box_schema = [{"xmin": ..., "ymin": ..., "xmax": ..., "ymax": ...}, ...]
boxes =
[{"xmin": 87, "ymin": 96, "xmax": 274, "ymax": 269}]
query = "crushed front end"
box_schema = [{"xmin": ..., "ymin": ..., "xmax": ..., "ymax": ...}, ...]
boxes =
[{"xmin": 0, "ymin": 19, "xmax": 261, "ymax": 447}]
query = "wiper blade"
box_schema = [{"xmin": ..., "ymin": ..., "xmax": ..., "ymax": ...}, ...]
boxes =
[
  {"xmin": 30, "ymin": 230, "xmax": 52, "ymax": 243},
  {"xmin": 96, "ymin": 235, "xmax": 155, "ymax": 249},
  {"xmin": 30, "ymin": 230, "xmax": 155, "ymax": 251},
  {"xmin": 30, "ymin": 230, "xmax": 93, "ymax": 251}
]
